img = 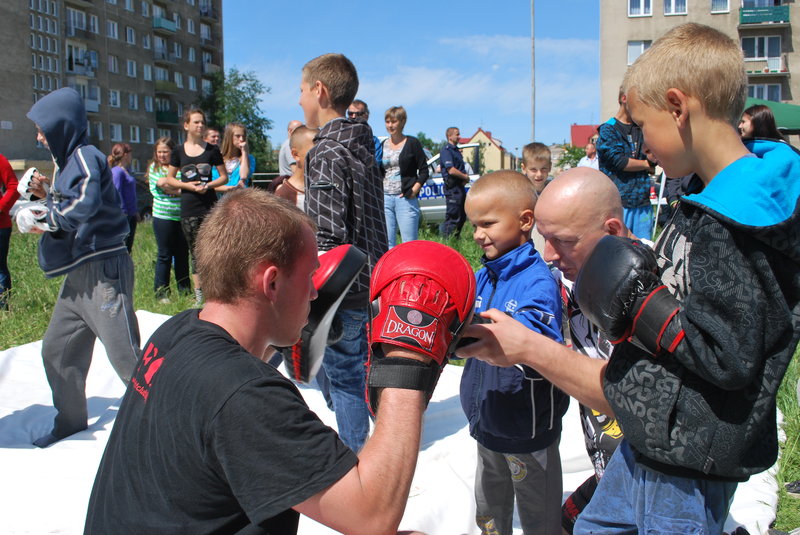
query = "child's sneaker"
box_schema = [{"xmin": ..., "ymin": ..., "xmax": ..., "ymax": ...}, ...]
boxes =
[{"xmin": 784, "ymin": 479, "xmax": 800, "ymax": 498}]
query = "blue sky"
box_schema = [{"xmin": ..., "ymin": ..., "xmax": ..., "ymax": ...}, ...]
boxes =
[{"xmin": 221, "ymin": 0, "xmax": 600, "ymax": 156}]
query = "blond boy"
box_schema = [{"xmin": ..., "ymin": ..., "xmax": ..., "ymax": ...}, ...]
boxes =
[
  {"xmin": 274, "ymin": 125, "xmax": 317, "ymax": 210},
  {"xmin": 460, "ymin": 171, "xmax": 565, "ymax": 535},
  {"xmin": 457, "ymin": 23, "xmax": 800, "ymax": 533},
  {"xmin": 520, "ymin": 142, "xmax": 552, "ymax": 195},
  {"xmin": 298, "ymin": 53, "xmax": 388, "ymax": 452}
]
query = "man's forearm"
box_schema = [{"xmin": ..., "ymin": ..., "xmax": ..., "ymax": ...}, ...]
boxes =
[{"xmin": 624, "ymin": 158, "xmax": 652, "ymax": 172}]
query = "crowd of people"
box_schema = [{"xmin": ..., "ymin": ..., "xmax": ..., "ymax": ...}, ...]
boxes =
[{"xmin": 1, "ymin": 20, "xmax": 798, "ymax": 535}]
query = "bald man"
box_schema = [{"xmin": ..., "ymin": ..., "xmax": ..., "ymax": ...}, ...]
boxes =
[
  {"xmin": 457, "ymin": 167, "xmax": 636, "ymax": 533},
  {"xmin": 279, "ymin": 120, "xmax": 304, "ymax": 176}
]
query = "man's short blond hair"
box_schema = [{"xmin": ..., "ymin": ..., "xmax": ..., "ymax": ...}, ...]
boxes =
[
  {"xmin": 468, "ymin": 170, "xmax": 537, "ymax": 213},
  {"xmin": 196, "ymin": 189, "xmax": 315, "ymax": 304},
  {"xmin": 302, "ymin": 53, "xmax": 359, "ymax": 111},
  {"xmin": 623, "ymin": 23, "xmax": 747, "ymax": 125},
  {"xmin": 522, "ymin": 142, "xmax": 551, "ymax": 167},
  {"xmin": 384, "ymin": 106, "xmax": 407, "ymax": 130}
]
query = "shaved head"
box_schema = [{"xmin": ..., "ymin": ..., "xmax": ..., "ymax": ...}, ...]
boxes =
[
  {"xmin": 535, "ymin": 167, "xmax": 627, "ymax": 280},
  {"xmin": 287, "ymin": 120, "xmax": 303, "ymax": 136},
  {"xmin": 468, "ymin": 170, "xmax": 537, "ymax": 213}
]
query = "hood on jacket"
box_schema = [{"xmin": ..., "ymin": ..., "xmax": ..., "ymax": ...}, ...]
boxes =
[
  {"xmin": 685, "ymin": 139, "xmax": 800, "ymax": 228},
  {"xmin": 316, "ymin": 118, "xmax": 376, "ymax": 165},
  {"xmin": 26, "ymin": 88, "xmax": 89, "ymax": 169}
]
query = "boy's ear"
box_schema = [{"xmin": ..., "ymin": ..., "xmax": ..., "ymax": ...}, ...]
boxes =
[
  {"xmin": 258, "ymin": 263, "xmax": 280, "ymax": 302},
  {"xmin": 666, "ymin": 88, "xmax": 690, "ymax": 128},
  {"xmin": 519, "ymin": 208, "xmax": 535, "ymax": 232},
  {"xmin": 290, "ymin": 147, "xmax": 300, "ymax": 161}
]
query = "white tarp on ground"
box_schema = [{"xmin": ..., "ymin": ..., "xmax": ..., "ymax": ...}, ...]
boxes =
[{"xmin": 0, "ymin": 310, "xmax": 779, "ymax": 534}]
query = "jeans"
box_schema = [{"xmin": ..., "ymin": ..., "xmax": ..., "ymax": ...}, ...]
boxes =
[
  {"xmin": 0, "ymin": 227, "xmax": 10, "ymax": 309},
  {"xmin": 384, "ymin": 193, "xmax": 421, "ymax": 248},
  {"xmin": 574, "ymin": 440, "xmax": 738, "ymax": 535},
  {"xmin": 440, "ymin": 183, "xmax": 466, "ymax": 238},
  {"xmin": 321, "ymin": 307, "xmax": 370, "ymax": 452},
  {"xmin": 153, "ymin": 217, "xmax": 190, "ymax": 297},
  {"xmin": 623, "ymin": 205, "xmax": 654, "ymax": 242}
]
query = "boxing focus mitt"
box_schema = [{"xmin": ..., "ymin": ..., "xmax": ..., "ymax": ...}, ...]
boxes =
[
  {"xmin": 279, "ymin": 244, "xmax": 367, "ymax": 383},
  {"xmin": 574, "ymin": 235, "xmax": 684, "ymax": 356},
  {"xmin": 366, "ymin": 240, "xmax": 476, "ymax": 415}
]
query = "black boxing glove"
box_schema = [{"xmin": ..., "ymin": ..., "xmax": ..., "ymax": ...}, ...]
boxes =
[{"xmin": 574, "ymin": 235, "xmax": 684, "ymax": 355}]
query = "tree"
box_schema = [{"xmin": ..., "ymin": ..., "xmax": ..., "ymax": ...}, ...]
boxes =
[
  {"xmin": 556, "ymin": 144, "xmax": 586, "ymax": 170},
  {"xmin": 416, "ymin": 131, "xmax": 445, "ymax": 156},
  {"xmin": 199, "ymin": 68, "xmax": 277, "ymax": 172}
]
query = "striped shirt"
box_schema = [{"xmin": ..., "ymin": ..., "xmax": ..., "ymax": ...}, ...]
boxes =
[{"xmin": 147, "ymin": 162, "xmax": 181, "ymax": 221}]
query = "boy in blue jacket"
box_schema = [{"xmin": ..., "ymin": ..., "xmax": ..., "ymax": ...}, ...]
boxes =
[
  {"xmin": 22, "ymin": 87, "xmax": 140, "ymax": 447},
  {"xmin": 460, "ymin": 170, "xmax": 567, "ymax": 535}
]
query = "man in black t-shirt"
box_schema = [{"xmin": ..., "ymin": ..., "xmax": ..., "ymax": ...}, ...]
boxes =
[{"xmin": 86, "ymin": 188, "xmax": 473, "ymax": 534}]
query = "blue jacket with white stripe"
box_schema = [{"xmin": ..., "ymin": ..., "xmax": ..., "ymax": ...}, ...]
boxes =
[
  {"xmin": 27, "ymin": 88, "xmax": 128, "ymax": 277},
  {"xmin": 460, "ymin": 240, "xmax": 569, "ymax": 453}
]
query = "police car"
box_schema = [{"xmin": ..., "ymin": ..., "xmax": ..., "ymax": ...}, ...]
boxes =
[{"xmin": 417, "ymin": 143, "xmax": 480, "ymax": 225}]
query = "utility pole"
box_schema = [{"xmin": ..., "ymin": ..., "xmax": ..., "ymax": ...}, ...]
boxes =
[{"xmin": 531, "ymin": 0, "xmax": 535, "ymax": 141}]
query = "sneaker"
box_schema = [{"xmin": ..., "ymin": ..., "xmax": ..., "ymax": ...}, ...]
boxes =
[{"xmin": 785, "ymin": 479, "xmax": 800, "ymax": 498}]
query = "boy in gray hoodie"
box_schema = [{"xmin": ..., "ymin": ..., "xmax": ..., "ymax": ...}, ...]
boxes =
[{"xmin": 23, "ymin": 87, "xmax": 140, "ymax": 447}]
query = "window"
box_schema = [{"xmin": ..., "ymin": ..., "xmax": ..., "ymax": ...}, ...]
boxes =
[
  {"xmin": 200, "ymin": 23, "xmax": 211, "ymax": 40},
  {"xmin": 155, "ymin": 97, "xmax": 170, "ymax": 111},
  {"xmin": 743, "ymin": 0, "xmax": 780, "ymax": 6},
  {"xmin": 66, "ymin": 7, "xmax": 86, "ymax": 31},
  {"xmin": 201, "ymin": 78, "xmax": 212, "ymax": 96},
  {"xmin": 664, "ymin": 0, "xmax": 687, "ymax": 14},
  {"xmin": 144, "ymin": 95, "xmax": 154, "ymax": 112},
  {"xmin": 186, "ymin": 0, "xmax": 195, "ymax": 5},
  {"xmin": 627, "ymin": 40, "xmax": 651, "ymax": 65},
  {"xmin": 173, "ymin": 42, "xmax": 181, "ymax": 58},
  {"xmin": 188, "ymin": 47, "xmax": 195, "ymax": 62},
  {"xmin": 152, "ymin": 3, "xmax": 164, "ymax": 18},
  {"xmin": 748, "ymin": 83, "xmax": 781, "ymax": 101},
  {"xmin": 110, "ymin": 123, "xmax": 122, "ymax": 142},
  {"xmin": 711, "ymin": 0, "xmax": 728, "ymax": 12},
  {"xmin": 742, "ymin": 35, "xmax": 781, "ymax": 59},
  {"xmin": 129, "ymin": 125, "xmax": 140, "ymax": 143},
  {"xmin": 126, "ymin": 59, "xmax": 137, "ymax": 77},
  {"xmin": 201, "ymin": 50, "xmax": 212, "ymax": 64},
  {"xmin": 141, "ymin": 1, "xmax": 150, "ymax": 17},
  {"xmin": 107, "ymin": 20, "xmax": 118, "ymax": 39},
  {"xmin": 109, "ymin": 89, "xmax": 120, "ymax": 107},
  {"xmin": 172, "ymin": 12, "xmax": 181, "ymax": 29},
  {"xmin": 107, "ymin": 0, "xmax": 118, "ymax": 4},
  {"xmin": 188, "ymin": 75, "xmax": 197, "ymax": 91},
  {"xmin": 129, "ymin": 92, "xmax": 139, "ymax": 109},
  {"xmin": 94, "ymin": 122, "xmax": 104, "ymax": 141},
  {"xmin": 146, "ymin": 127, "xmax": 155, "ymax": 144},
  {"xmin": 125, "ymin": 0, "xmax": 134, "ymax": 10},
  {"xmin": 175, "ymin": 72, "xmax": 183, "ymax": 88},
  {"xmin": 187, "ymin": 19, "xmax": 195, "ymax": 34},
  {"xmin": 629, "ymin": 0, "xmax": 652, "ymax": 16},
  {"xmin": 89, "ymin": 14, "xmax": 99, "ymax": 34},
  {"xmin": 52, "ymin": 1, "xmax": 57, "ymax": 16},
  {"xmin": 143, "ymin": 63, "xmax": 153, "ymax": 80},
  {"xmin": 155, "ymin": 66, "xmax": 169, "ymax": 81},
  {"xmin": 126, "ymin": 26, "xmax": 136, "ymax": 44},
  {"xmin": 108, "ymin": 54, "xmax": 119, "ymax": 73},
  {"xmin": 158, "ymin": 128, "xmax": 170, "ymax": 139}
]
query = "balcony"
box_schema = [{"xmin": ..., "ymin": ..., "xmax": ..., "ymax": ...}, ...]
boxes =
[
  {"xmin": 156, "ymin": 110, "xmax": 179, "ymax": 124},
  {"xmin": 65, "ymin": 0, "xmax": 93, "ymax": 7},
  {"xmin": 199, "ymin": 4, "xmax": 219, "ymax": 21},
  {"xmin": 66, "ymin": 24, "xmax": 94, "ymax": 40},
  {"xmin": 152, "ymin": 17, "xmax": 177, "ymax": 34},
  {"xmin": 200, "ymin": 33, "xmax": 215, "ymax": 48},
  {"xmin": 745, "ymin": 55, "xmax": 790, "ymax": 76},
  {"xmin": 84, "ymin": 97, "xmax": 100, "ymax": 113},
  {"xmin": 154, "ymin": 47, "xmax": 175, "ymax": 64},
  {"xmin": 739, "ymin": 5, "xmax": 790, "ymax": 27},
  {"xmin": 66, "ymin": 63, "xmax": 96, "ymax": 78},
  {"xmin": 155, "ymin": 80, "xmax": 179, "ymax": 94},
  {"xmin": 202, "ymin": 62, "xmax": 221, "ymax": 75}
]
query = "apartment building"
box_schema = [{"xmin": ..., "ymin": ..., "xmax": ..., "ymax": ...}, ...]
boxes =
[
  {"xmin": 0, "ymin": 0, "xmax": 223, "ymax": 174},
  {"xmin": 600, "ymin": 0, "xmax": 796, "ymax": 121}
]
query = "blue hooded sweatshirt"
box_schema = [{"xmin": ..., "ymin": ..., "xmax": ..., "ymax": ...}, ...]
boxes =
[{"xmin": 27, "ymin": 88, "xmax": 129, "ymax": 277}]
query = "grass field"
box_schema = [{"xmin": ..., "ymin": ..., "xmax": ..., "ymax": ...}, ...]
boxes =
[{"xmin": 1, "ymin": 220, "xmax": 798, "ymax": 531}]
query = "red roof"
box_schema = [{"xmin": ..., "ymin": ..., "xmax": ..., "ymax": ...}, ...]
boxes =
[{"xmin": 571, "ymin": 124, "xmax": 600, "ymax": 147}]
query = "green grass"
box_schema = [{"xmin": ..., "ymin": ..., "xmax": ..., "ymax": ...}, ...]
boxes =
[{"xmin": 2, "ymin": 220, "xmax": 799, "ymax": 529}]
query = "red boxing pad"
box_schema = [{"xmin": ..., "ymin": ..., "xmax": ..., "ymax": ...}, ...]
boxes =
[
  {"xmin": 281, "ymin": 245, "xmax": 367, "ymax": 383},
  {"xmin": 370, "ymin": 240, "xmax": 476, "ymax": 365}
]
